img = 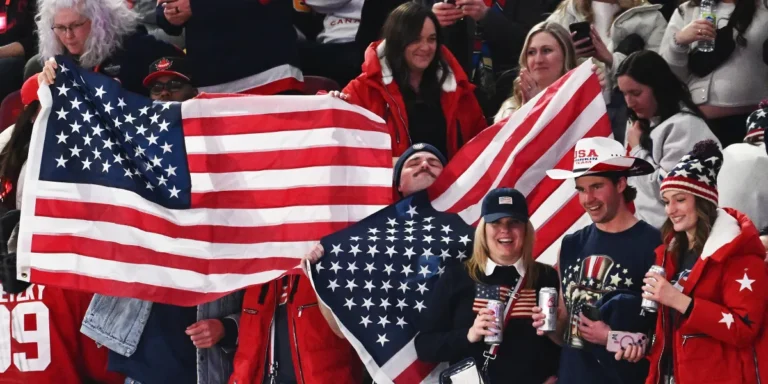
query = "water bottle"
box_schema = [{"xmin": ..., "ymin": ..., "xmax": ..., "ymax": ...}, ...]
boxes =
[{"xmin": 697, "ymin": 0, "xmax": 716, "ymax": 52}]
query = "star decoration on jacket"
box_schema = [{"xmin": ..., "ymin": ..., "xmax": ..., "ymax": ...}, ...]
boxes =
[
  {"xmin": 719, "ymin": 312, "xmax": 735, "ymax": 330},
  {"xmin": 736, "ymin": 272, "xmax": 755, "ymax": 291}
]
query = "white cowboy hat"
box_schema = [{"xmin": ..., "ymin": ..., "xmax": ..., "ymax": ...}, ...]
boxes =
[{"xmin": 546, "ymin": 137, "xmax": 654, "ymax": 180}]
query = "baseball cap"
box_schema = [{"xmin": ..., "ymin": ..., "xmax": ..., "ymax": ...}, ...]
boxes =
[
  {"xmin": 481, "ymin": 188, "xmax": 529, "ymax": 224},
  {"xmin": 142, "ymin": 57, "xmax": 191, "ymax": 87}
]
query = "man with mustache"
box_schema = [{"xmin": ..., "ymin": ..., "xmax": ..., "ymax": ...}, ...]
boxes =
[
  {"xmin": 531, "ymin": 137, "xmax": 662, "ymax": 384},
  {"xmin": 230, "ymin": 143, "xmax": 448, "ymax": 384}
]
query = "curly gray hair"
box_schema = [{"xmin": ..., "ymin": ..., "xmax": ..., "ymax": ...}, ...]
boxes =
[{"xmin": 37, "ymin": 0, "xmax": 139, "ymax": 68}]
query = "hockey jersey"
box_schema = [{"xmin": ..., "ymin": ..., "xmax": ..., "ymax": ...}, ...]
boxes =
[{"xmin": 0, "ymin": 284, "xmax": 123, "ymax": 383}]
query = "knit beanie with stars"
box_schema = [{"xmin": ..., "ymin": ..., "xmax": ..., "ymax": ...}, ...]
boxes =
[
  {"xmin": 660, "ymin": 140, "xmax": 723, "ymax": 206},
  {"xmin": 744, "ymin": 103, "xmax": 767, "ymax": 144}
]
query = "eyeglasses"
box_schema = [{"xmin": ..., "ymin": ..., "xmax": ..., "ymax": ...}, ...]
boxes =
[
  {"xmin": 150, "ymin": 80, "xmax": 186, "ymax": 95},
  {"xmin": 51, "ymin": 19, "xmax": 89, "ymax": 36}
]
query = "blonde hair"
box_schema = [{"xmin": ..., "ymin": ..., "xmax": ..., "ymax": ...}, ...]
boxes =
[
  {"xmin": 494, "ymin": 22, "xmax": 577, "ymax": 122},
  {"xmin": 466, "ymin": 218, "xmax": 540, "ymax": 289},
  {"xmin": 555, "ymin": 0, "xmax": 649, "ymax": 25},
  {"xmin": 37, "ymin": 0, "xmax": 139, "ymax": 68}
]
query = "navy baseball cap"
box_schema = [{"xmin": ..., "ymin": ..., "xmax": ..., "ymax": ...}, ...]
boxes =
[{"xmin": 481, "ymin": 188, "xmax": 529, "ymax": 223}]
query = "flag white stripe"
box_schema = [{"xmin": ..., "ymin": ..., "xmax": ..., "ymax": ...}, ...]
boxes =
[
  {"xmin": 190, "ymin": 166, "xmax": 392, "ymax": 192},
  {"xmin": 456, "ymin": 90, "xmax": 603, "ymax": 223},
  {"xmin": 28, "ymin": 216, "xmax": 315, "ymax": 260},
  {"xmin": 530, "ymin": 180, "xmax": 577, "ymax": 229},
  {"xmin": 432, "ymin": 62, "xmax": 594, "ymax": 212},
  {"xmin": 33, "ymin": 181, "xmax": 383, "ymax": 226},
  {"xmin": 181, "ymin": 94, "xmax": 385, "ymax": 124},
  {"xmin": 184, "ymin": 128, "xmax": 392, "ymax": 154},
  {"xmin": 28, "ymin": 253, "xmax": 292, "ymax": 293},
  {"xmin": 515, "ymin": 94, "xmax": 607, "ymax": 195}
]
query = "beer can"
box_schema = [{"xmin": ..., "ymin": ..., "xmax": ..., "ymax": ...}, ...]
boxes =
[
  {"xmin": 484, "ymin": 299, "xmax": 504, "ymax": 344},
  {"xmin": 641, "ymin": 265, "xmax": 666, "ymax": 313},
  {"xmin": 538, "ymin": 288, "xmax": 558, "ymax": 332}
]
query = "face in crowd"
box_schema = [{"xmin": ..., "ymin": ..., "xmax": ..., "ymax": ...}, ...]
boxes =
[
  {"xmin": 575, "ymin": 175, "xmax": 627, "ymax": 224},
  {"xmin": 397, "ymin": 152, "xmax": 443, "ymax": 197},
  {"xmin": 618, "ymin": 75, "xmax": 659, "ymax": 120},
  {"xmin": 661, "ymin": 190, "xmax": 699, "ymax": 238},
  {"xmin": 404, "ymin": 17, "xmax": 438, "ymax": 73},
  {"xmin": 148, "ymin": 75, "xmax": 197, "ymax": 102},
  {"xmin": 525, "ymin": 31, "xmax": 566, "ymax": 89},
  {"xmin": 52, "ymin": 8, "xmax": 92, "ymax": 56},
  {"xmin": 485, "ymin": 217, "xmax": 526, "ymax": 261}
]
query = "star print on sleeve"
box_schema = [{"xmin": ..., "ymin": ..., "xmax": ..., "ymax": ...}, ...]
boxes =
[
  {"xmin": 736, "ymin": 273, "xmax": 755, "ymax": 292},
  {"xmin": 719, "ymin": 312, "xmax": 735, "ymax": 330}
]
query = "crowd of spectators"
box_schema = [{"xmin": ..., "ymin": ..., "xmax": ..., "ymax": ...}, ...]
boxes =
[{"xmin": 0, "ymin": 0, "xmax": 767, "ymax": 383}]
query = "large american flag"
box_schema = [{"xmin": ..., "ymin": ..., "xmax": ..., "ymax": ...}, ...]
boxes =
[
  {"xmin": 310, "ymin": 61, "xmax": 611, "ymax": 383},
  {"xmin": 15, "ymin": 56, "xmax": 394, "ymax": 306}
]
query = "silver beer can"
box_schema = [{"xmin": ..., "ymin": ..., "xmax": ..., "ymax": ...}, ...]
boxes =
[
  {"xmin": 484, "ymin": 299, "xmax": 504, "ymax": 344},
  {"xmin": 641, "ymin": 265, "xmax": 667, "ymax": 313},
  {"xmin": 538, "ymin": 287, "xmax": 558, "ymax": 332}
]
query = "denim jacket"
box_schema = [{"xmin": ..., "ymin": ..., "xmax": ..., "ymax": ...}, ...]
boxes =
[{"xmin": 80, "ymin": 292, "xmax": 245, "ymax": 384}]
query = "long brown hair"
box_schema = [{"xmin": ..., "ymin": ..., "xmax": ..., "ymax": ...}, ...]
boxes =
[
  {"xmin": 466, "ymin": 218, "xmax": 541, "ymax": 289},
  {"xmin": 660, "ymin": 195, "xmax": 718, "ymax": 259},
  {"xmin": 0, "ymin": 101, "xmax": 39, "ymax": 210}
]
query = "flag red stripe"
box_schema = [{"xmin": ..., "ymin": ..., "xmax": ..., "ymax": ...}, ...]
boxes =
[
  {"xmin": 190, "ymin": 186, "xmax": 393, "ymax": 209},
  {"xmin": 28, "ymin": 270, "xmax": 231, "ymax": 306},
  {"xmin": 34, "ymin": 199, "xmax": 354, "ymax": 243},
  {"xmin": 493, "ymin": 80, "xmax": 603, "ymax": 200},
  {"xmin": 427, "ymin": 67, "xmax": 579, "ymax": 200},
  {"xmin": 187, "ymin": 147, "xmax": 392, "ymax": 173},
  {"xmin": 31, "ymin": 234, "xmax": 300, "ymax": 274},
  {"xmin": 394, "ymin": 359, "xmax": 438, "ymax": 384},
  {"xmin": 532, "ymin": 197, "xmax": 585, "ymax": 258},
  {"xmin": 183, "ymin": 108, "xmax": 384, "ymax": 136}
]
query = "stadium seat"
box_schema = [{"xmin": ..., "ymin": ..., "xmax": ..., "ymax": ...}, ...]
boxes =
[
  {"xmin": 0, "ymin": 91, "xmax": 23, "ymax": 132},
  {"xmin": 303, "ymin": 76, "xmax": 341, "ymax": 95}
]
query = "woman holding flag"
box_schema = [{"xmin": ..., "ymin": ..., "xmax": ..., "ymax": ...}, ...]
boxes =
[{"xmin": 414, "ymin": 188, "xmax": 561, "ymax": 383}]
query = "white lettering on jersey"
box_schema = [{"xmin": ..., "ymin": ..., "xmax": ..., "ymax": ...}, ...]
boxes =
[{"xmin": 0, "ymin": 284, "xmax": 52, "ymax": 373}]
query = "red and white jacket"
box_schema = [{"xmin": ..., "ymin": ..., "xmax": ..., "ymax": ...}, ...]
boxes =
[
  {"xmin": 342, "ymin": 40, "xmax": 487, "ymax": 159},
  {"xmin": 229, "ymin": 274, "xmax": 362, "ymax": 384},
  {"xmin": 645, "ymin": 208, "xmax": 768, "ymax": 384}
]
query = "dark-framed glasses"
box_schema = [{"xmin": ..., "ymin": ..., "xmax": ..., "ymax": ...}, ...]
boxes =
[
  {"xmin": 150, "ymin": 80, "xmax": 186, "ymax": 95},
  {"xmin": 51, "ymin": 19, "xmax": 89, "ymax": 36}
]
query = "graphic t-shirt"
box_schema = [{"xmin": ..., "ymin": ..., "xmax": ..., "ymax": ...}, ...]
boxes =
[{"xmin": 557, "ymin": 221, "xmax": 661, "ymax": 384}]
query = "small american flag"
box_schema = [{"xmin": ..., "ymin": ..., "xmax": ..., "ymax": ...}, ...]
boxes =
[
  {"xmin": 312, "ymin": 61, "xmax": 611, "ymax": 384},
  {"xmin": 16, "ymin": 56, "xmax": 393, "ymax": 306},
  {"xmin": 472, "ymin": 284, "xmax": 512, "ymax": 313}
]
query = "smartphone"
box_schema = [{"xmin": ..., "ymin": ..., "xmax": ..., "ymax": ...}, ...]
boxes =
[
  {"xmin": 581, "ymin": 304, "xmax": 601, "ymax": 321},
  {"xmin": 606, "ymin": 331, "xmax": 649, "ymax": 353},
  {"xmin": 569, "ymin": 21, "xmax": 592, "ymax": 47}
]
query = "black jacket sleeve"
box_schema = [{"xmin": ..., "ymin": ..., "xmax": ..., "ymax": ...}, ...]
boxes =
[
  {"xmin": 155, "ymin": 4, "xmax": 185, "ymax": 36},
  {"xmin": 414, "ymin": 266, "xmax": 474, "ymax": 363}
]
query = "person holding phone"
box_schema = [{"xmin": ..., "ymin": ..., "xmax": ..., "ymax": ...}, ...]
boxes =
[
  {"xmin": 617, "ymin": 140, "xmax": 768, "ymax": 384},
  {"xmin": 415, "ymin": 188, "xmax": 561, "ymax": 384},
  {"xmin": 547, "ymin": 0, "xmax": 667, "ymax": 141},
  {"xmin": 616, "ymin": 50, "xmax": 719, "ymax": 229}
]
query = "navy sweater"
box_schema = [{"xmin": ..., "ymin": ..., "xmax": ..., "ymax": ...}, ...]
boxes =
[{"xmin": 156, "ymin": 0, "xmax": 299, "ymax": 88}]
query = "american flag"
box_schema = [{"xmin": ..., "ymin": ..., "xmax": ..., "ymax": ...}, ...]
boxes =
[
  {"xmin": 310, "ymin": 61, "xmax": 611, "ymax": 384},
  {"xmin": 472, "ymin": 284, "xmax": 512, "ymax": 313},
  {"xmin": 15, "ymin": 56, "xmax": 394, "ymax": 306}
]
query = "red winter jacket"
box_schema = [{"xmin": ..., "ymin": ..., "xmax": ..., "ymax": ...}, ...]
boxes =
[
  {"xmin": 229, "ymin": 274, "xmax": 362, "ymax": 384},
  {"xmin": 342, "ymin": 40, "xmax": 487, "ymax": 159},
  {"xmin": 645, "ymin": 208, "xmax": 768, "ymax": 384}
]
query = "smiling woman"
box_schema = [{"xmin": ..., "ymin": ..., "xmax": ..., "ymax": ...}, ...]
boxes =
[
  {"xmin": 415, "ymin": 188, "xmax": 561, "ymax": 383},
  {"xmin": 339, "ymin": 2, "xmax": 487, "ymax": 159},
  {"xmin": 34, "ymin": 0, "xmax": 182, "ymax": 96}
]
